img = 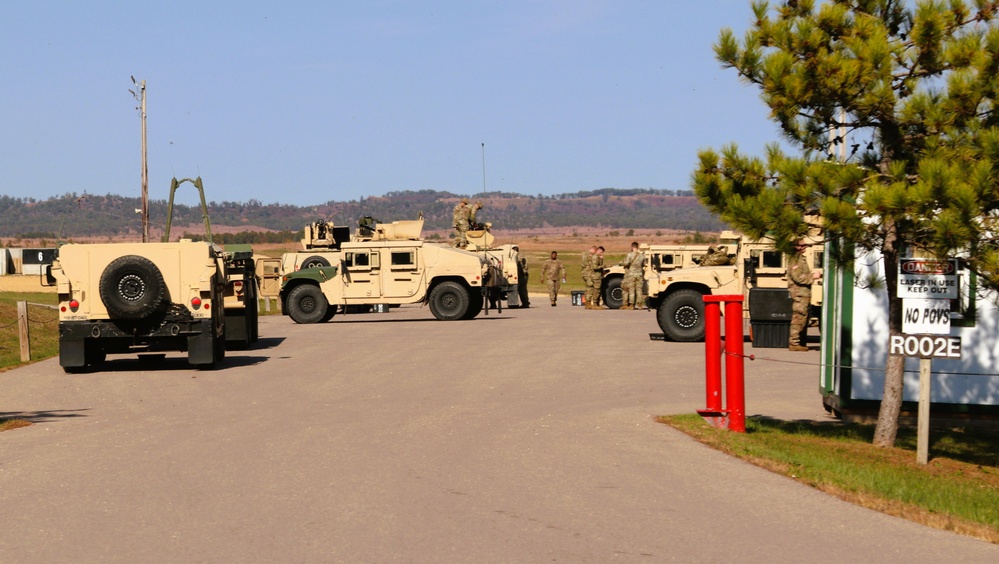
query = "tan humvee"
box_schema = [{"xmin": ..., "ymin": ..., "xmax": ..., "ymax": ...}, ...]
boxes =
[
  {"xmin": 464, "ymin": 223, "xmax": 521, "ymax": 307},
  {"xmin": 48, "ymin": 240, "xmax": 228, "ymax": 371},
  {"xmin": 642, "ymin": 232, "xmax": 824, "ymax": 341},
  {"xmin": 279, "ymin": 217, "xmax": 502, "ymax": 323}
]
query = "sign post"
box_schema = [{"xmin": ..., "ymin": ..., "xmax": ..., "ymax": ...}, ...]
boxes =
[{"xmin": 894, "ymin": 258, "xmax": 960, "ymax": 465}]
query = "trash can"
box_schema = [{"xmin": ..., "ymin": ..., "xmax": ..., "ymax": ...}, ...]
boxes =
[
  {"xmin": 748, "ymin": 288, "xmax": 792, "ymax": 348},
  {"xmin": 571, "ymin": 290, "xmax": 585, "ymax": 306}
]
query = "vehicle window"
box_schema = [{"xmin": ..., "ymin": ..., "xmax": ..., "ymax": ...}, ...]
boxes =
[
  {"xmin": 761, "ymin": 251, "xmax": 783, "ymax": 269},
  {"xmin": 391, "ymin": 251, "xmax": 415, "ymax": 267},
  {"xmin": 345, "ymin": 252, "xmax": 370, "ymax": 268}
]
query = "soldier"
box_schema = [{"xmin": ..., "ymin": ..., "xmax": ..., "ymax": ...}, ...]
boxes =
[
  {"xmin": 589, "ymin": 246, "xmax": 606, "ymax": 309},
  {"xmin": 514, "ymin": 245, "xmax": 530, "ymax": 308},
  {"xmin": 452, "ymin": 198, "xmax": 472, "ymax": 248},
  {"xmin": 541, "ymin": 250, "xmax": 566, "ymax": 306},
  {"xmin": 700, "ymin": 245, "xmax": 731, "ymax": 266},
  {"xmin": 582, "ymin": 246, "xmax": 596, "ymax": 309},
  {"xmin": 619, "ymin": 241, "xmax": 644, "ymax": 309},
  {"xmin": 787, "ymin": 239, "xmax": 820, "ymax": 351}
]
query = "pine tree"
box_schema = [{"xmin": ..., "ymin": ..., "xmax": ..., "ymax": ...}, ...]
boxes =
[{"xmin": 693, "ymin": 0, "xmax": 999, "ymax": 447}]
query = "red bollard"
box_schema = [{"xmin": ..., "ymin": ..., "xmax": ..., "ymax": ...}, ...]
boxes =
[
  {"xmin": 698, "ymin": 295, "xmax": 746, "ymax": 432},
  {"xmin": 702, "ymin": 298, "xmax": 723, "ymax": 412},
  {"xmin": 724, "ymin": 298, "xmax": 746, "ymax": 433}
]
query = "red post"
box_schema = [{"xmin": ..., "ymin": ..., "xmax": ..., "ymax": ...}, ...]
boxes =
[
  {"xmin": 724, "ymin": 298, "xmax": 746, "ymax": 432},
  {"xmin": 703, "ymin": 297, "xmax": 723, "ymax": 412}
]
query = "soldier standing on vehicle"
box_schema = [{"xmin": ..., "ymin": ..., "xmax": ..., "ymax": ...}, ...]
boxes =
[
  {"xmin": 619, "ymin": 241, "xmax": 644, "ymax": 310},
  {"xmin": 514, "ymin": 245, "xmax": 530, "ymax": 308},
  {"xmin": 589, "ymin": 246, "xmax": 606, "ymax": 309},
  {"xmin": 582, "ymin": 246, "xmax": 596, "ymax": 309},
  {"xmin": 541, "ymin": 251, "xmax": 566, "ymax": 306},
  {"xmin": 452, "ymin": 198, "xmax": 472, "ymax": 248},
  {"xmin": 787, "ymin": 239, "xmax": 820, "ymax": 351}
]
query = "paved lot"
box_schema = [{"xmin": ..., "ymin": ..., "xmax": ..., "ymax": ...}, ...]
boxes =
[{"xmin": 2, "ymin": 302, "xmax": 997, "ymax": 562}]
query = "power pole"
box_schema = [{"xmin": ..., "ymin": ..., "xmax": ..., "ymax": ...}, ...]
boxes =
[{"xmin": 131, "ymin": 77, "xmax": 149, "ymax": 242}]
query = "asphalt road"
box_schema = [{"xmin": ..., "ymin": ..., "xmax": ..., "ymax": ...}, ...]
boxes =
[{"xmin": 2, "ymin": 302, "xmax": 997, "ymax": 562}]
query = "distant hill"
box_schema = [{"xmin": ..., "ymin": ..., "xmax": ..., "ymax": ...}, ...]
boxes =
[{"xmin": 0, "ymin": 188, "xmax": 727, "ymax": 242}]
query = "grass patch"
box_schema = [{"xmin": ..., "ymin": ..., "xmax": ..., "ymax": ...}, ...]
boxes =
[
  {"xmin": 660, "ymin": 414, "xmax": 999, "ymax": 543},
  {"xmin": 0, "ymin": 292, "xmax": 60, "ymax": 372}
]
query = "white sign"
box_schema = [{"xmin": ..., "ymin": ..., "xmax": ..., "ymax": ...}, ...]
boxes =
[
  {"xmin": 902, "ymin": 298, "xmax": 951, "ymax": 335},
  {"xmin": 898, "ymin": 258, "xmax": 958, "ymax": 299},
  {"xmin": 889, "ymin": 334, "xmax": 962, "ymax": 359}
]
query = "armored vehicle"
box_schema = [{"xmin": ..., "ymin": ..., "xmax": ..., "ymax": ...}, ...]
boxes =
[
  {"xmin": 221, "ymin": 244, "xmax": 259, "ymax": 347},
  {"xmin": 463, "ymin": 223, "xmax": 521, "ymax": 307},
  {"xmin": 280, "ymin": 217, "xmax": 501, "ymax": 323},
  {"xmin": 600, "ymin": 241, "xmax": 718, "ymax": 309},
  {"xmin": 643, "ymin": 233, "xmax": 823, "ymax": 341},
  {"xmin": 49, "ymin": 240, "xmax": 228, "ymax": 371}
]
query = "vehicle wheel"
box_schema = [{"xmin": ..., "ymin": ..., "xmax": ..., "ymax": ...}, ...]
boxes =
[
  {"xmin": 320, "ymin": 306, "xmax": 337, "ymax": 323},
  {"xmin": 658, "ymin": 289, "xmax": 706, "ymax": 341},
  {"xmin": 301, "ymin": 255, "xmax": 331, "ymax": 269},
  {"xmin": 428, "ymin": 281, "xmax": 470, "ymax": 321},
  {"xmin": 99, "ymin": 255, "xmax": 166, "ymax": 319},
  {"xmin": 462, "ymin": 292, "xmax": 484, "ymax": 319},
  {"xmin": 603, "ymin": 276, "xmax": 624, "ymax": 309},
  {"xmin": 286, "ymin": 284, "xmax": 328, "ymax": 324}
]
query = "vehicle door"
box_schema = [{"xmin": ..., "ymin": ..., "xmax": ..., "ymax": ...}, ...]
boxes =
[
  {"xmin": 380, "ymin": 245, "xmax": 425, "ymax": 299},
  {"xmin": 341, "ymin": 249, "xmax": 382, "ymax": 301}
]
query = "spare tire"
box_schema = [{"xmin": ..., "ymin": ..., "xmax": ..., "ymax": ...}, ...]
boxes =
[
  {"xmin": 301, "ymin": 255, "xmax": 331, "ymax": 269},
  {"xmin": 99, "ymin": 255, "xmax": 166, "ymax": 319}
]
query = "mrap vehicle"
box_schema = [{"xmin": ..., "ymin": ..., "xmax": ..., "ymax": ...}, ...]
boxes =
[
  {"xmin": 49, "ymin": 240, "xmax": 228, "ymax": 371},
  {"xmin": 279, "ymin": 217, "xmax": 503, "ymax": 323}
]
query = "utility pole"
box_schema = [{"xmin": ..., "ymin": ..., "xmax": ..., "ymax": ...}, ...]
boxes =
[{"xmin": 131, "ymin": 77, "xmax": 149, "ymax": 242}]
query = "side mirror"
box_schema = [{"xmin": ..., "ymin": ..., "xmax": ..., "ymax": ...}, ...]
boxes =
[{"xmin": 41, "ymin": 264, "xmax": 56, "ymax": 287}]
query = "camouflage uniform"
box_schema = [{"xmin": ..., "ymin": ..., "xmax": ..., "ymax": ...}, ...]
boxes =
[
  {"xmin": 541, "ymin": 254, "xmax": 566, "ymax": 306},
  {"xmin": 621, "ymin": 250, "xmax": 645, "ymax": 309},
  {"xmin": 787, "ymin": 250, "xmax": 812, "ymax": 350},
  {"xmin": 452, "ymin": 199, "xmax": 471, "ymax": 248},
  {"xmin": 589, "ymin": 250, "xmax": 605, "ymax": 308},
  {"xmin": 581, "ymin": 249, "xmax": 594, "ymax": 308}
]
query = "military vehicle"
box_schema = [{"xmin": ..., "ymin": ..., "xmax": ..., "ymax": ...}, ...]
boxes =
[
  {"xmin": 46, "ymin": 177, "xmax": 261, "ymax": 372},
  {"xmin": 279, "ymin": 218, "xmax": 352, "ymax": 275},
  {"xmin": 600, "ymin": 241, "xmax": 718, "ymax": 309},
  {"xmin": 221, "ymin": 244, "xmax": 259, "ymax": 347},
  {"xmin": 463, "ymin": 222, "xmax": 521, "ymax": 307},
  {"xmin": 49, "ymin": 240, "xmax": 228, "ymax": 371},
  {"xmin": 280, "ymin": 216, "xmax": 503, "ymax": 323},
  {"xmin": 638, "ymin": 233, "xmax": 823, "ymax": 341}
]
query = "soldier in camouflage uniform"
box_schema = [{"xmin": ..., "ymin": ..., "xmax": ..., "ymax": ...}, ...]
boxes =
[
  {"xmin": 787, "ymin": 239, "xmax": 818, "ymax": 351},
  {"xmin": 452, "ymin": 198, "xmax": 471, "ymax": 248},
  {"xmin": 619, "ymin": 241, "xmax": 645, "ymax": 309},
  {"xmin": 514, "ymin": 245, "xmax": 530, "ymax": 308},
  {"xmin": 582, "ymin": 246, "xmax": 596, "ymax": 308},
  {"xmin": 589, "ymin": 246, "xmax": 606, "ymax": 309},
  {"xmin": 541, "ymin": 251, "xmax": 566, "ymax": 306}
]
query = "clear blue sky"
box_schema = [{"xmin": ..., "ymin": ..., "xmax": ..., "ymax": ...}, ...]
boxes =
[{"xmin": 1, "ymin": 1, "xmax": 779, "ymax": 207}]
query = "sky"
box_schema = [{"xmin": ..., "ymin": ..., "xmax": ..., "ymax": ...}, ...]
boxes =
[{"xmin": 0, "ymin": 1, "xmax": 782, "ymax": 208}]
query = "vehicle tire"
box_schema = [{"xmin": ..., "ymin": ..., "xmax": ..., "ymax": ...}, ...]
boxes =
[
  {"xmin": 428, "ymin": 281, "xmax": 470, "ymax": 321},
  {"xmin": 301, "ymin": 255, "xmax": 331, "ymax": 269},
  {"xmin": 462, "ymin": 292, "xmax": 484, "ymax": 319},
  {"xmin": 320, "ymin": 306, "xmax": 337, "ymax": 323},
  {"xmin": 657, "ymin": 289, "xmax": 706, "ymax": 342},
  {"xmin": 603, "ymin": 276, "xmax": 624, "ymax": 309},
  {"xmin": 286, "ymin": 284, "xmax": 328, "ymax": 324},
  {"xmin": 99, "ymin": 255, "xmax": 166, "ymax": 319}
]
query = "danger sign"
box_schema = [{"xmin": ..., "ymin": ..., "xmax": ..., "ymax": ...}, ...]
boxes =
[
  {"xmin": 902, "ymin": 298, "xmax": 951, "ymax": 335},
  {"xmin": 898, "ymin": 258, "xmax": 958, "ymax": 299}
]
